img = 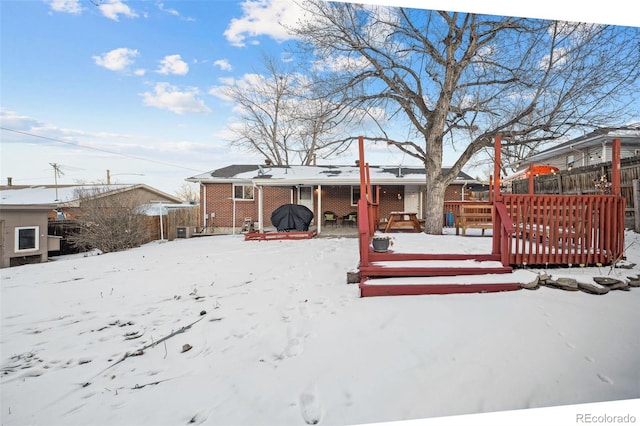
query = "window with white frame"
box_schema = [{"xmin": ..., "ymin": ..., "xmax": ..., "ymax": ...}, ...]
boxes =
[
  {"xmin": 15, "ymin": 226, "xmax": 39, "ymax": 252},
  {"xmin": 566, "ymin": 154, "xmax": 575, "ymax": 169},
  {"xmin": 233, "ymin": 184, "xmax": 254, "ymax": 200}
]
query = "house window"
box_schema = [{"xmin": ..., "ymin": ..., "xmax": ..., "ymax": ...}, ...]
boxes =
[
  {"xmin": 566, "ymin": 154, "xmax": 575, "ymax": 169},
  {"xmin": 15, "ymin": 226, "xmax": 39, "ymax": 252},
  {"xmin": 233, "ymin": 184, "xmax": 254, "ymax": 200},
  {"xmin": 351, "ymin": 186, "xmax": 377, "ymax": 206},
  {"xmin": 299, "ymin": 186, "xmax": 312, "ymax": 201}
]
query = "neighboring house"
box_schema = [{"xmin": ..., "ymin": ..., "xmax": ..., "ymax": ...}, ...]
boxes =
[
  {"xmin": 186, "ymin": 164, "xmax": 484, "ymax": 234},
  {"xmin": 511, "ymin": 124, "xmax": 640, "ymax": 174},
  {"xmin": 0, "ymin": 184, "xmax": 183, "ymax": 266},
  {"xmin": 0, "ymin": 203, "xmax": 56, "ymax": 268}
]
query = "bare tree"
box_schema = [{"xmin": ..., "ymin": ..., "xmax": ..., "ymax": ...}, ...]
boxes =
[
  {"xmin": 174, "ymin": 183, "xmax": 199, "ymax": 203},
  {"xmin": 67, "ymin": 187, "xmax": 151, "ymax": 253},
  {"xmin": 290, "ymin": 3, "xmax": 640, "ymax": 234},
  {"xmin": 213, "ymin": 54, "xmax": 358, "ymax": 165}
]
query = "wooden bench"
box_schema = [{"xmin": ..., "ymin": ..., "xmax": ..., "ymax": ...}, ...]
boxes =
[{"xmin": 456, "ymin": 204, "xmax": 493, "ymax": 236}]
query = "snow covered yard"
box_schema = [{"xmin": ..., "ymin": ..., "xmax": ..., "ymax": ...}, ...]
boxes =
[{"xmin": 1, "ymin": 232, "xmax": 639, "ymax": 426}]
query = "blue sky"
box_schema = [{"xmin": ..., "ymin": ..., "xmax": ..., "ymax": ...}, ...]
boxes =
[{"xmin": 1, "ymin": 0, "xmax": 638, "ymax": 194}]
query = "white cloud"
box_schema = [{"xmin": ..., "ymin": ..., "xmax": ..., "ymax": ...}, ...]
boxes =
[
  {"xmin": 47, "ymin": 0, "xmax": 82, "ymax": 15},
  {"xmin": 156, "ymin": 2, "xmax": 195, "ymax": 21},
  {"xmin": 98, "ymin": 0, "xmax": 138, "ymax": 21},
  {"xmin": 209, "ymin": 73, "xmax": 266, "ymax": 101},
  {"xmin": 141, "ymin": 83, "xmax": 211, "ymax": 115},
  {"xmin": 0, "ymin": 109, "xmax": 44, "ymax": 132},
  {"xmin": 93, "ymin": 48, "xmax": 139, "ymax": 72},
  {"xmin": 157, "ymin": 1, "xmax": 179, "ymax": 16},
  {"xmin": 540, "ymin": 47, "xmax": 569, "ymax": 70},
  {"xmin": 213, "ymin": 59, "xmax": 233, "ymax": 71},
  {"xmin": 156, "ymin": 54, "xmax": 189, "ymax": 75},
  {"xmin": 134, "ymin": 68, "xmax": 146, "ymax": 76},
  {"xmin": 312, "ymin": 54, "xmax": 370, "ymax": 73},
  {"xmin": 223, "ymin": 0, "xmax": 305, "ymax": 47}
]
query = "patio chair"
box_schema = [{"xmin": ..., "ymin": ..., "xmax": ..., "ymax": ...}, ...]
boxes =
[
  {"xmin": 323, "ymin": 211, "xmax": 338, "ymax": 227},
  {"xmin": 343, "ymin": 212, "xmax": 357, "ymax": 227}
]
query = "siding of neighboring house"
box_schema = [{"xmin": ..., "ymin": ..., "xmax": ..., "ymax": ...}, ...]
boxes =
[
  {"xmin": 527, "ymin": 147, "xmax": 640, "ymax": 173},
  {"xmin": 514, "ymin": 125, "xmax": 640, "ymax": 174},
  {"xmin": 0, "ymin": 205, "xmax": 53, "ymax": 268}
]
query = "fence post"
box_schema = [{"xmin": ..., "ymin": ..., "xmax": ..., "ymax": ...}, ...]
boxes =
[{"xmin": 556, "ymin": 175, "xmax": 563, "ymax": 194}]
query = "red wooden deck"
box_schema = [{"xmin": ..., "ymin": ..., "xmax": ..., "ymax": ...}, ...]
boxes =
[{"xmin": 355, "ymin": 135, "xmax": 626, "ymax": 297}]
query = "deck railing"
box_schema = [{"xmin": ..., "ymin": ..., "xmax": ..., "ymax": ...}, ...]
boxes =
[{"xmin": 497, "ymin": 194, "xmax": 626, "ymax": 266}]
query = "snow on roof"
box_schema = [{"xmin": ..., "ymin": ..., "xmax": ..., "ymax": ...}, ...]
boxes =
[
  {"xmin": 0, "ymin": 184, "xmax": 135, "ymax": 205},
  {"xmin": 0, "ymin": 184, "xmax": 184, "ymax": 206},
  {"xmin": 187, "ymin": 164, "xmax": 476, "ymax": 184}
]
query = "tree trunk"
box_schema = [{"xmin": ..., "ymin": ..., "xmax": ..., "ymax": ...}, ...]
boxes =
[{"xmin": 423, "ymin": 178, "xmax": 446, "ymax": 235}]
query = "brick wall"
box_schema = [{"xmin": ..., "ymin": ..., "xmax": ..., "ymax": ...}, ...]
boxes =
[
  {"xmin": 202, "ymin": 183, "xmax": 295, "ymax": 229},
  {"xmin": 450, "ymin": 184, "xmax": 477, "ymax": 201},
  {"xmin": 378, "ymin": 185, "xmax": 405, "ymax": 218},
  {"xmin": 445, "ymin": 185, "xmax": 464, "ymax": 201},
  {"xmin": 318, "ymin": 185, "xmax": 357, "ymax": 218},
  {"xmin": 201, "ymin": 181, "xmax": 472, "ymax": 229}
]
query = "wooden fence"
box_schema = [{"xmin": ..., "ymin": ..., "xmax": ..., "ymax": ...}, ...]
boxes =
[
  {"xmin": 512, "ymin": 156, "xmax": 640, "ymax": 228},
  {"xmin": 145, "ymin": 206, "xmax": 200, "ymax": 241}
]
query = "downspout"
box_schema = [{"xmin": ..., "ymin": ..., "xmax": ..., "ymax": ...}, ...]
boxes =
[
  {"xmin": 257, "ymin": 184, "xmax": 264, "ymax": 233},
  {"xmin": 317, "ymin": 184, "xmax": 322, "ymax": 235},
  {"xmin": 202, "ymin": 183, "xmax": 207, "ymax": 229}
]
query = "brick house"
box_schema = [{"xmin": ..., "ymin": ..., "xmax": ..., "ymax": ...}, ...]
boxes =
[{"xmin": 186, "ymin": 164, "xmax": 483, "ymax": 234}]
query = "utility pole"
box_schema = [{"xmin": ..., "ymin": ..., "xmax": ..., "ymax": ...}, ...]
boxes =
[
  {"xmin": 107, "ymin": 169, "xmax": 111, "ymax": 185},
  {"xmin": 50, "ymin": 163, "xmax": 64, "ymax": 201}
]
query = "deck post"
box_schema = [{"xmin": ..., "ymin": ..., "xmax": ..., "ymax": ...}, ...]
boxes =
[
  {"xmin": 358, "ymin": 136, "xmax": 366, "ymax": 204},
  {"xmin": 357, "ymin": 136, "xmax": 371, "ymax": 267},
  {"xmin": 493, "ymin": 135, "xmax": 502, "ymax": 202},
  {"xmin": 492, "ymin": 135, "xmax": 502, "ymax": 255},
  {"xmin": 317, "ymin": 184, "xmax": 322, "ymax": 235}
]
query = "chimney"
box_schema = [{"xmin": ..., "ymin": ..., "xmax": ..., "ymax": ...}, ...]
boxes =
[{"xmin": 7, "ymin": 177, "xmax": 12, "ymax": 186}]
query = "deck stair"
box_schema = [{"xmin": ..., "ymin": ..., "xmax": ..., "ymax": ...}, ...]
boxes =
[{"xmin": 359, "ymin": 250, "xmax": 525, "ymax": 297}]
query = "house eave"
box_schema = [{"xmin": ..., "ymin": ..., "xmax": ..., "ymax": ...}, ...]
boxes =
[
  {"xmin": 522, "ymin": 134, "xmax": 640, "ymax": 165},
  {"xmin": 0, "ymin": 203, "xmax": 57, "ymax": 212},
  {"xmin": 192, "ymin": 177, "xmax": 478, "ymax": 187}
]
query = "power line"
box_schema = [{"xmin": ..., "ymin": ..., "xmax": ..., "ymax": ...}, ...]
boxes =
[{"xmin": 0, "ymin": 127, "xmax": 207, "ymax": 173}]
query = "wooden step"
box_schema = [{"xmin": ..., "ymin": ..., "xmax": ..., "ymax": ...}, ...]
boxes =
[
  {"xmin": 359, "ymin": 269, "xmax": 537, "ymax": 297},
  {"xmin": 368, "ymin": 251, "xmax": 502, "ymax": 262},
  {"xmin": 359, "ymin": 259, "xmax": 512, "ymax": 278}
]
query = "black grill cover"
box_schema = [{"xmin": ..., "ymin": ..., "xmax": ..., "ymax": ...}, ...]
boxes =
[{"xmin": 270, "ymin": 204, "xmax": 314, "ymax": 232}]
